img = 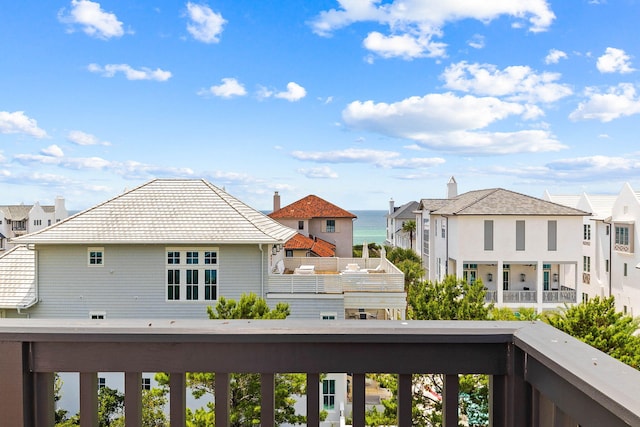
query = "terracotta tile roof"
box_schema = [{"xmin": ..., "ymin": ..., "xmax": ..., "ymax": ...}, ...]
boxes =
[
  {"xmin": 285, "ymin": 233, "xmax": 314, "ymax": 250},
  {"xmin": 14, "ymin": 179, "xmax": 297, "ymax": 245},
  {"xmin": 310, "ymin": 237, "xmax": 336, "ymax": 257},
  {"xmin": 269, "ymin": 195, "xmax": 356, "ymax": 219},
  {"xmin": 284, "ymin": 233, "xmax": 336, "ymax": 257}
]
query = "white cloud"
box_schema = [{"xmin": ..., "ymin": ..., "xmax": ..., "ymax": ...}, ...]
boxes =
[
  {"xmin": 297, "ymin": 166, "xmax": 339, "ymax": 179},
  {"xmin": 545, "ymin": 49, "xmax": 567, "ymax": 64},
  {"xmin": 310, "ymin": 0, "xmax": 555, "ymax": 59},
  {"xmin": 291, "ymin": 148, "xmax": 445, "ymax": 169},
  {"xmin": 41, "ymin": 145, "xmax": 64, "ymax": 158},
  {"xmin": 596, "ymin": 47, "xmax": 635, "ymax": 74},
  {"xmin": 0, "ymin": 111, "xmax": 48, "ymax": 138},
  {"xmin": 88, "ymin": 63, "xmax": 172, "ymax": 81},
  {"xmin": 58, "ymin": 0, "xmax": 125, "ymax": 39},
  {"xmin": 342, "ymin": 92, "xmax": 566, "ymax": 154},
  {"xmin": 67, "ymin": 130, "xmax": 111, "ymax": 146},
  {"xmin": 13, "ymin": 150, "xmax": 195, "ymax": 180},
  {"xmin": 199, "ymin": 78, "xmax": 247, "ymax": 98},
  {"xmin": 442, "ymin": 61, "xmax": 572, "ymax": 103},
  {"xmin": 275, "ymin": 82, "xmax": 307, "ymax": 102},
  {"xmin": 569, "ymin": 83, "xmax": 640, "ymax": 122},
  {"xmin": 363, "ymin": 32, "xmax": 446, "ymax": 59},
  {"xmin": 467, "ymin": 34, "xmax": 485, "ymax": 49},
  {"xmin": 186, "ymin": 2, "xmax": 226, "ymax": 43}
]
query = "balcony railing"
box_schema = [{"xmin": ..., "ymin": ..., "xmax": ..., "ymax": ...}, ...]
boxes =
[
  {"xmin": 268, "ymin": 257, "xmax": 405, "ymax": 294},
  {"xmin": 1, "ymin": 319, "xmax": 639, "ymax": 427}
]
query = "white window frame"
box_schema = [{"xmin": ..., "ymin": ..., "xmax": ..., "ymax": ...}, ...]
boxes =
[
  {"xmin": 142, "ymin": 377, "xmax": 151, "ymax": 391},
  {"xmin": 320, "ymin": 312, "xmax": 337, "ymax": 320},
  {"xmin": 88, "ymin": 247, "xmax": 104, "ymax": 267},
  {"xmin": 90, "ymin": 311, "xmax": 106, "ymax": 319},
  {"xmin": 325, "ymin": 219, "xmax": 336, "ymax": 233},
  {"xmin": 614, "ymin": 224, "xmax": 634, "ymax": 253},
  {"xmin": 166, "ymin": 247, "xmax": 219, "ymax": 302},
  {"xmin": 322, "ymin": 379, "xmax": 336, "ymax": 410}
]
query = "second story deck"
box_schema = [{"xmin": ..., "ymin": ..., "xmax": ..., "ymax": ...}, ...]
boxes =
[{"xmin": 268, "ymin": 257, "xmax": 404, "ymax": 294}]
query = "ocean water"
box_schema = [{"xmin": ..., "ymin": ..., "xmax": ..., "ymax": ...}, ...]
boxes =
[{"xmin": 352, "ymin": 210, "xmax": 387, "ymax": 246}]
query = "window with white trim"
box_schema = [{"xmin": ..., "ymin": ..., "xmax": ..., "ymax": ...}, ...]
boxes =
[
  {"xmin": 583, "ymin": 224, "xmax": 591, "ymax": 240},
  {"xmin": 98, "ymin": 377, "xmax": 106, "ymax": 389},
  {"xmin": 88, "ymin": 247, "xmax": 104, "ymax": 266},
  {"xmin": 322, "ymin": 379, "xmax": 336, "ymax": 410},
  {"xmin": 583, "ymin": 256, "xmax": 591, "ymax": 273},
  {"xmin": 321, "ymin": 312, "xmax": 337, "ymax": 320},
  {"xmin": 142, "ymin": 377, "xmax": 151, "ymax": 390},
  {"xmin": 166, "ymin": 248, "xmax": 218, "ymax": 302},
  {"xmin": 614, "ymin": 224, "xmax": 634, "ymax": 253},
  {"xmin": 90, "ymin": 311, "xmax": 106, "ymax": 319},
  {"xmin": 326, "ymin": 219, "xmax": 336, "ymax": 233}
]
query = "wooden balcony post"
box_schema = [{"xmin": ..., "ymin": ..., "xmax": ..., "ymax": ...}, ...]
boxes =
[
  {"xmin": 491, "ymin": 344, "xmax": 530, "ymax": 427},
  {"xmin": 34, "ymin": 372, "xmax": 55, "ymax": 427},
  {"xmin": 306, "ymin": 373, "xmax": 320, "ymax": 427},
  {"xmin": 124, "ymin": 372, "xmax": 142, "ymax": 427},
  {"xmin": 442, "ymin": 374, "xmax": 459, "ymax": 427},
  {"xmin": 261, "ymin": 373, "xmax": 275, "ymax": 427},
  {"xmin": 169, "ymin": 373, "xmax": 186, "ymax": 427},
  {"xmin": 351, "ymin": 373, "xmax": 365, "ymax": 427},
  {"xmin": 397, "ymin": 374, "xmax": 412, "ymax": 427},
  {"xmin": 79, "ymin": 372, "xmax": 98, "ymax": 427},
  {"xmin": 0, "ymin": 341, "xmax": 32, "ymax": 426},
  {"xmin": 215, "ymin": 373, "xmax": 230, "ymax": 427}
]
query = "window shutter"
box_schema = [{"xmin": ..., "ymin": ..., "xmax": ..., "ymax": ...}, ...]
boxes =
[
  {"xmin": 516, "ymin": 220, "xmax": 525, "ymax": 251},
  {"xmin": 548, "ymin": 220, "xmax": 557, "ymax": 251},
  {"xmin": 484, "ymin": 220, "xmax": 493, "ymax": 251}
]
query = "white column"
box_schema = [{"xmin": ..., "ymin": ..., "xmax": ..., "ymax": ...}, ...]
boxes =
[
  {"xmin": 536, "ymin": 261, "xmax": 544, "ymax": 311},
  {"xmin": 497, "ymin": 261, "xmax": 504, "ymax": 305}
]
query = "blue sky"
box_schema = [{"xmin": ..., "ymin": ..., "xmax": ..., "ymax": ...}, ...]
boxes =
[{"xmin": 2, "ymin": 1, "xmax": 640, "ymax": 211}]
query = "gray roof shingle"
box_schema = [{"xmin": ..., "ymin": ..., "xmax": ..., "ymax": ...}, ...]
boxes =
[
  {"xmin": 0, "ymin": 245, "xmax": 36, "ymax": 309},
  {"xmin": 421, "ymin": 188, "xmax": 589, "ymax": 216},
  {"xmin": 15, "ymin": 179, "xmax": 297, "ymax": 245}
]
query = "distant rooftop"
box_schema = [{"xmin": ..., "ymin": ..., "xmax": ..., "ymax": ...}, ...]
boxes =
[{"xmin": 15, "ymin": 179, "xmax": 297, "ymax": 245}]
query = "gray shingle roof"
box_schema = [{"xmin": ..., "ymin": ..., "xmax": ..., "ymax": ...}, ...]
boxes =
[
  {"xmin": 15, "ymin": 179, "xmax": 297, "ymax": 245},
  {"xmin": 421, "ymin": 189, "xmax": 589, "ymax": 216},
  {"xmin": 0, "ymin": 245, "xmax": 36, "ymax": 309},
  {"xmin": 389, "ymin": 201, "xmax": 419, "ymax": 220}
]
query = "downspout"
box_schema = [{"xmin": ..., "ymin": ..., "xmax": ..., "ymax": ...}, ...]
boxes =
[
  {"xmin": 604, "ymin": 217, "xmax": 612, "ymax": 297},
  {"xmin": 444, "ymin": 215, "xmax": 449, "ymax": 278},
  {"xmin": 259, "ymin": 244, "xmax": 264, "ymax": 298},
  {"xmin": 17, "ymin": 244, "xmax": 38, "ymax": 317}
]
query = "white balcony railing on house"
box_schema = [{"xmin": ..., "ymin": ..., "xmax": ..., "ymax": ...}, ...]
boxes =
[
  {"xmin": 1, "ymin": 319, "xmax": 639, "ymax": 427},
  {"xmin": 268, "ymin": 257, "xmax": 404, "ymax": 294},
  {"xmin": 503, "ymin": 290, "xmax": 537, "ymax": 303}
]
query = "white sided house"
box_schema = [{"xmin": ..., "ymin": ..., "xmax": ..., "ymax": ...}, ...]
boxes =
[
  {"xmin": 9, "ymin": 178, "xmax": 404, "ymax": 426},
  {"xmin": 0, "ymin": 197, "xmax": 68, "ymax": 251},
  {"xmin": 385, "ymin": 199, "xmax": 419, "ymax": 250},
  {"xmin": 543, "ymin": 190, "xmax": 616, "ymax": 306},
  {"xmin": 415, "ymin": 185, "xmax": 589, "ymax": 312},
  {"xmin": 546, "ymin": 183, "xmax": 640, "ymax": 316}
]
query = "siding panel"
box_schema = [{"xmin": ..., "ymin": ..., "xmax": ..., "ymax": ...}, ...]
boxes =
[{"xmin": 28, "ymin": 244, "xmax": 266, "ymax": 319}]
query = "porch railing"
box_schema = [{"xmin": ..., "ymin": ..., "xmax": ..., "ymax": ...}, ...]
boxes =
[
  {"xmin": 269, "ymin": 257, "xmax": 404, "ymax": 294},
  {"xmin": 0, "ymin": 319, "xmax": 639, "ymax": 427}
]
